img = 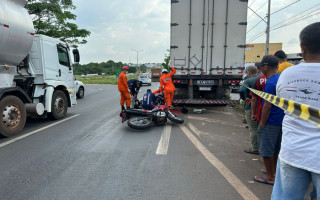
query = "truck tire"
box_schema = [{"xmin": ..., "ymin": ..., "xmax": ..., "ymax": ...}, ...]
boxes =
[
  {"xmin": 77, "ymin": 86, "xmax": 84, "ymax": 99},
  {"xmin": 127, "ymin": 117, "xmax": 152, "ymax": 130},
  {"xmin": 48, "ymin": 90, "xmax": 68, "ymax": 120},
  {"xmin": 0, "ymin": 96, "xmax": 26, "ymax": 137},
  {"xmin": 167, "ymin": 111, "xmax": 184, "ymax": 124}
]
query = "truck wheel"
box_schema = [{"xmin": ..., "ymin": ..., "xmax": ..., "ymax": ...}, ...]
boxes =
[
  {"xmin": 77, "ymin": 86, "xmax": 84, "ymax": 99},
  {"xmin": 0, "ymin": 96, "xmax": 26, "ymax": 137},
  {"xmin": 48, "ymin": 90, "xmax": 68, "ymax": 120}
]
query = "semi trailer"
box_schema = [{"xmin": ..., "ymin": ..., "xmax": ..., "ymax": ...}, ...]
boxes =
[
  {"xmin": 0, "ymin": 0, "xmax": 80, "ymax": 137},
  {"xmin": 170, "ymin": 0, "xmax": 248, "ymax": 105}
]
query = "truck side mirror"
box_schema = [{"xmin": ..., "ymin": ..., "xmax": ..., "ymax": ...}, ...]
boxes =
[{"xmin": 73, "ymin": 49, "xmax": 80, "ymax": 63}]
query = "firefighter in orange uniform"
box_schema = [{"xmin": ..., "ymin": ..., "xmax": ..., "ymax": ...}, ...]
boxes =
[
  {"xmin": 118, "ymin": 66, "xmax": 131, "ymax": 111},
  {"xmin": 160, "ymin": 67, "xmax": 176, "ymax": 108}
]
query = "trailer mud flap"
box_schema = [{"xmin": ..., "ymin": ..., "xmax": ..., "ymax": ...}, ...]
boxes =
[{"xmin": 173, "ymin": 99, "xmax": 239, "ymax": 105}]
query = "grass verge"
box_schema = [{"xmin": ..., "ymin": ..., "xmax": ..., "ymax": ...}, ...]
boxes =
[{"xmin": 76, "ymin": 75, "xmax": 138, "ymax": 85}]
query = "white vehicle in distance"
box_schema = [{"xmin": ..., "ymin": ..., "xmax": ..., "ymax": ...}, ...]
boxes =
[
  {"xmin": 139, "ymin": 74, "xmax": 152, "ymax": 86},
  {"xmin": 74, "ymin": 78, "xmax": 85, "ymax": 99}
]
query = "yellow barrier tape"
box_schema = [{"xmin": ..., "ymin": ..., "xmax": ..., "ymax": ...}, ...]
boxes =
[{"xmin": 242, "ymin": 85, "xmax": 320, "ymax": 128}]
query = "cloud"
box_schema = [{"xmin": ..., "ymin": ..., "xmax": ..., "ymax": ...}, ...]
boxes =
[
  {"xmin": 73, "ymin": 0, "xmax": 170, "ymax": 64},
  {"xmin": 247, "ymin": 0, "xmax": 319, "ymax": 54},
  {"xmin": 73, "ymin": 0, "xmax": 319, "ymax": 64}
]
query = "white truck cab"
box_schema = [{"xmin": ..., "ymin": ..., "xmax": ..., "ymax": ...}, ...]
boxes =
[{"xmin": 0, "ymin": 0, "xmax": 80, "ymax": 137}]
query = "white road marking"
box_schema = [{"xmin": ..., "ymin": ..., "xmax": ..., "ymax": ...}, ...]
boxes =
[
  {"xmin": 0, "ymin": 114, "xmax": 80, "ymax": 148},
  {"xmin": 179, "ymin": 125, "xmax": 259, "ymax": 200},
  {"xmin": 156, "ymin": 124, "xmax": 172, "ymax": 155}
]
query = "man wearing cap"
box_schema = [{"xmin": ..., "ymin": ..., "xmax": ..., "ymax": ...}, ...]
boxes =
[
  {"xmin": 160, "ymin": 67, "xmax": 176, "ymax": 108},
  {"xmin": 118, "ymin": 66, "xmax": 131, "ymax": 111},
  {"xmin": 272, "ymin": 22, "xmax": 320, "ymax": 200},
  {"xmin": 239, "ymin": 65, "xmax": 259, "ymax": 155},
  {"xmin": 274, "ymin": 50, "xmax": 294, "ymax": 73},
  {"xmin": 254, "ymin": 55, "xmax": 285, "ymax": 185}
]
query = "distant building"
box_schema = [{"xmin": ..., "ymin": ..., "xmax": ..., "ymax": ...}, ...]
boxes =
[{"xmin": 245, "ymin": 43, "xmax": 282, "ymax": 63}]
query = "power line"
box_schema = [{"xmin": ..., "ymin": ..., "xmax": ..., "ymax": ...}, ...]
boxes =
[
  {"xmin": 249, "ymin": 0, "xmax": 257, "ymax": 7},
  {"xmin": 247, "ymin": 19, "xmax": 264, "ymax": 33},
  {"xmin": 248, "ymin": 11, "xmax": 320, "ymax": 42},
  {"xmin": 271, "ymin": 3, "xmax": 320, "ymax": 28},
  {"xmin": 248, "ymin": 6, "xmax": 267, "ymax": 23},
  {"xmin": 248, "ymin": 0, "xmax": 303, "ymax": 33},
  {"xmin": 271, "ymin": 0, "xmax": 301, "ymax": 16},
  {"xmin": 247, "ymin": 2, "xmax": 320, "ymax": 43},
  {"xmin": 271, "ymin": 10, "xmax": 320, "ymax": 31},
  {"xmin": 248, "ymin": 1, "xmax": 268, "ymax": 19}
]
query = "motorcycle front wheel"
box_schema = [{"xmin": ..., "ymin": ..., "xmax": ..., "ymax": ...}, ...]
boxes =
[
  {"xmin": 127, "ymin": 117, "xmax": 153, "ymax": 130},
  {"xmin": 167, "ymin": 111, "xmax": 184, "ymax": 124}
]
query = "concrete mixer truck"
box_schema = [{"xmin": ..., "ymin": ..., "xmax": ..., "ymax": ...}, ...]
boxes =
[{"xmin": 0, "ymin": 0, "xmax": 80, "ymax": 137}]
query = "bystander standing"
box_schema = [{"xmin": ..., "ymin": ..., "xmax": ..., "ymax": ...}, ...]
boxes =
[
  {"xmin": 274, "ymin": 50, "xmax": 294, "ymax": 73},
  {"xmin": 239, "ymin": 65, "xmax": 259, "ymax": 154},
  {"xmin": 271, "ymin": 22, "xmax": 320, "ymax": 200},
  {"xmin": 253, "ymin": 55, "xmax": 285, "ymax": 185}
]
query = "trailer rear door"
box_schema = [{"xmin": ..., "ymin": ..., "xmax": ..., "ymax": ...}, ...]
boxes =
[{"xmin": 170, "ymin": 0, "xmax": 248, "ymax": 76}]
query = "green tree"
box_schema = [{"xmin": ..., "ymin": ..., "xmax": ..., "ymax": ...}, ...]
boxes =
[
  {"xmin": 162, "ymin": 49, "xmax": 170, "ymax": 71},
  {"xmin": 26, "ymin": 0, "xmax": 90, "ymax": 46}
]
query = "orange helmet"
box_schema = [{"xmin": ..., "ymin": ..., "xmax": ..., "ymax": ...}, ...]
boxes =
[{"xmin": 123, "ymin": 66, "xmax": 129, "ymax": 71}]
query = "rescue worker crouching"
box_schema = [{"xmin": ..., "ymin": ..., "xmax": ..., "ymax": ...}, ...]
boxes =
[
  {"xmin": 118, "ymin": 66, "xmax": 131, "ymax": 112},
  {"xmin": 160, "ymin": 67, "xmax": 176, "ymax": 108},
  {"xmin": 127, "ymin": 79, "xmax": 142, "ymax": 103},
  {"xmin": 142, "ymin": 89, "xmax": 158, "ymax": 110}
]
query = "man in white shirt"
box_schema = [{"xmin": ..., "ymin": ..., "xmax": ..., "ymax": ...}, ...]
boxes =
[{"xmin": 272, "ymin": 22, "xmax": 320, "ymax": 200}]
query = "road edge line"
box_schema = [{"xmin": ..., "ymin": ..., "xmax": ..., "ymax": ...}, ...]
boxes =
[
  {"xmin": 179, "ymin": 124, "xmax": 259, "ymax": 200},
  {"xmin": 0, "ymin": 114, "xmax": 80, "ymax": 148}
]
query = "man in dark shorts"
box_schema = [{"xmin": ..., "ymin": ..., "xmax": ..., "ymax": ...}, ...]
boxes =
[{"xmin": 253, "ymin": 55, "xmax": 285, "ymax": 185}]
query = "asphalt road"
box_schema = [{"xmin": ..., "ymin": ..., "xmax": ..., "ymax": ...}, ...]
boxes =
[{"xmin": 0, "ymin": 83, "xmax": 272, "ymax": 200}]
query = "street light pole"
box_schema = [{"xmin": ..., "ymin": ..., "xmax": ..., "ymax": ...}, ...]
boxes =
[
  {"xmin": 131, "ymin": 49, "xmax": 143, "ymax": 73},
  {"xmin": 265, "ymin": 0, "xmax": 271, "ymax": 55}
]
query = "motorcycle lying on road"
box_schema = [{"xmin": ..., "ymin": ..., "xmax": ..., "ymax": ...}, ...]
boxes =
[{"xmin": 120, "ymin": 93, "xmax": 184, "ymax": 130}]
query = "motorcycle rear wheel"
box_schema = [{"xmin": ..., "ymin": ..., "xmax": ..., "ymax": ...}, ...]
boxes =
[
  {"xmin": 127, "ymin": 117, "xmax": 153, "ymax": 130},
  {"xmin": 167, "ymin": 111, "xmax": 184, "ymax": 124}
]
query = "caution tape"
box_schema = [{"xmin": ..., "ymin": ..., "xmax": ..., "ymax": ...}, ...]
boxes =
[{"xmin": 243, "ymin": 85, "xmax": 320, "ymax": 128}]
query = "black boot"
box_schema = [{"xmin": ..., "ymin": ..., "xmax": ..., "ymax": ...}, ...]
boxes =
[{"xmin": 121, "ymin": 106, "xmax": 125, "ymax": 112}]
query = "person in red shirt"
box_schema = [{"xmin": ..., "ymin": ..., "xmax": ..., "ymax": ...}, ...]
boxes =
[
  {"xmin": 159, "ymin": 67, "xmax": 176, "ymax": 107},
  {"xmin": 250, "ymin": 62, "xmax": 266, "ymax": 122},
  {"xmin": 118, "ymin": 66, "xmax": 131, "ymax": 111}
]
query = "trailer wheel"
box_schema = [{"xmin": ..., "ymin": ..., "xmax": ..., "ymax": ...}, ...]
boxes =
[
  {"xmin": 0, "ymin": 96, "xmax": 26, "ymax": 137},
  {"xmin": 48, "ymin": 90, "xmax": 68, "ymax": 120},
  {"xmin": 77, "ymin": 86, "xmax": 84, "ymax": 99}
]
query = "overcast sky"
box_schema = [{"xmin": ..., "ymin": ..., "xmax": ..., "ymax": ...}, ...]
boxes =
[{"xmin": 73, "ymin": 0, "xmax": 319, "ymax": 64}]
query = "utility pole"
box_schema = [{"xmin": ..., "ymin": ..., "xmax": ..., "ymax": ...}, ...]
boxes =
[
  {"xmin": 131, "ymin": 49, "xmax": 143, "ymax": 73},
  {"xmin": 265, "ymin": 0, "xmax": 271, "ymax": 55}
]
